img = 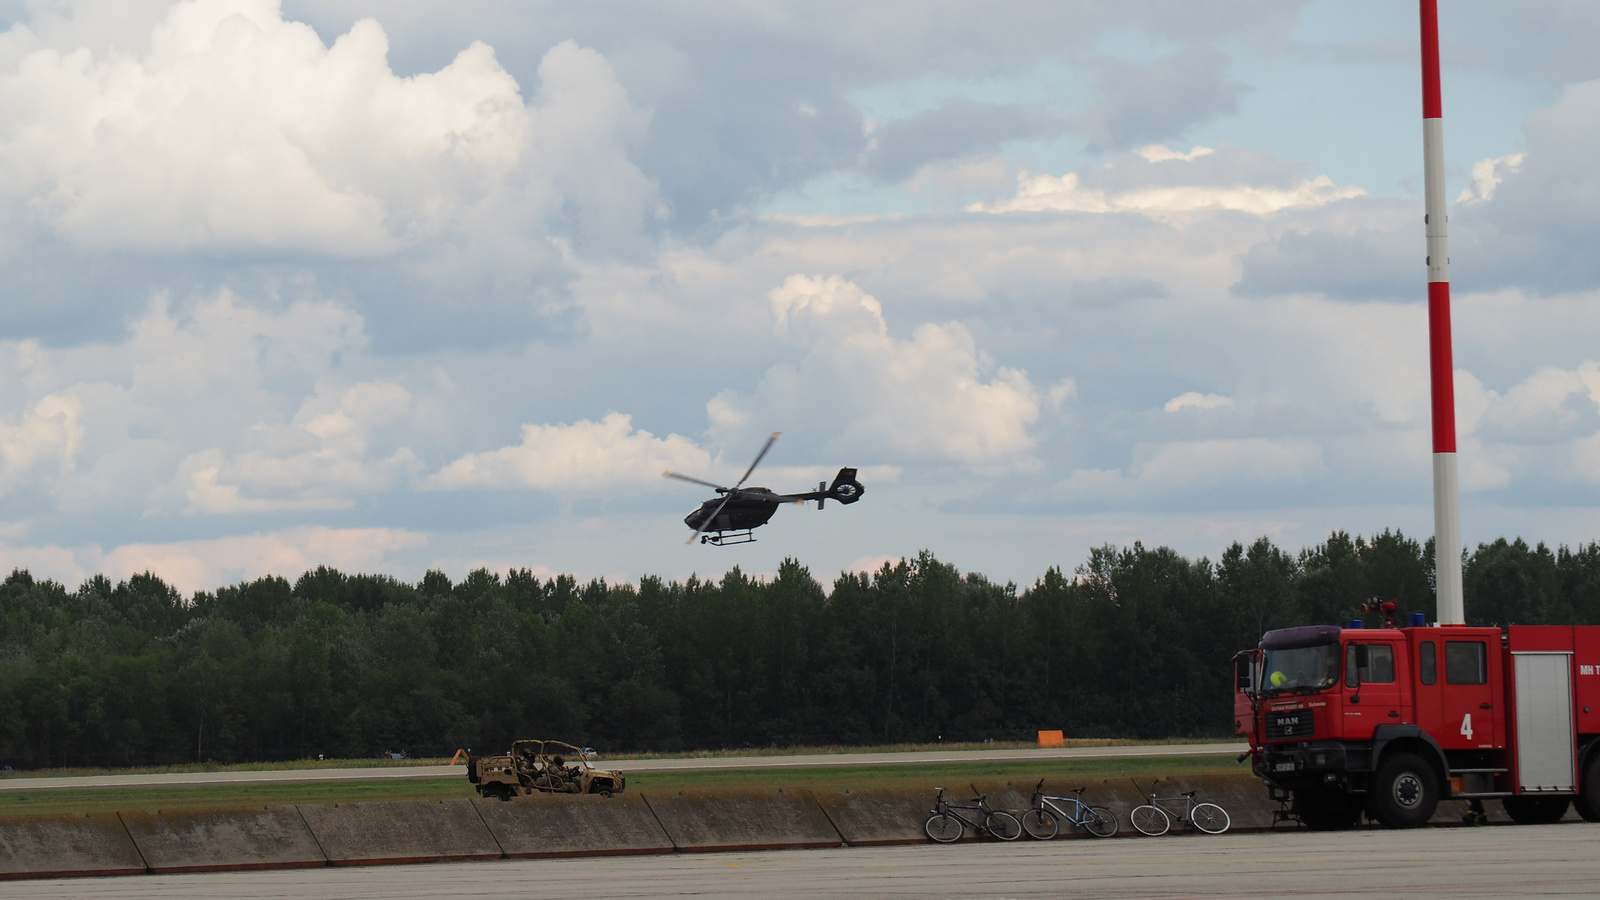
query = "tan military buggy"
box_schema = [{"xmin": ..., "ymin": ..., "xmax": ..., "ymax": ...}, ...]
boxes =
[{"xmin": 467, "ymin": 740, "xmax": 626, "ymax": 800}]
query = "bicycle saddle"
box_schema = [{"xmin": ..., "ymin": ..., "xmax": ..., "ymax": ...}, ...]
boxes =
[
  {"xmin": 1182, "ymin": 790, "xmax": 1198, "ymax": 798},
  {"xmin": 1071, "ymin": 786, "xmax": 1087, "ymax": 795}
]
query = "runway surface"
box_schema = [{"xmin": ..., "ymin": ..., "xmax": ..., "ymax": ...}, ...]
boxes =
[
  {"xmin": 6, "ymin": 821, "xmax": 1593, "ymax": 898},
  {"xmin": 0, "ymin": 743, "xmax": 1247, "ymax": 791}
]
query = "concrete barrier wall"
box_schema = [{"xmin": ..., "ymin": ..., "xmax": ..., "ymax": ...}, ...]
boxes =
[
  {"xmin": 813, "ymin": 789, "xmax": 935, "ymax": 846},
  {"xmin": 0, "ymin": 813, "xmax": 147, "ymax": 880},
  {"xmin": 474, "ymin": 794, "xmax": 673, "ymax": 858},
  {"xmin": 296, "ymin": 800, "xmax": 502, "ymax": 866},
  {"xmin": 5, "ymin": 768, "xmax": 1595, "ymax": 879},
  {"xmin": 642, "ymin": 789, "xmax": 843, "ymax": 852},
  {"xmin": 118, "ymin": 806, "xmax": 327, "ymax": 874}
]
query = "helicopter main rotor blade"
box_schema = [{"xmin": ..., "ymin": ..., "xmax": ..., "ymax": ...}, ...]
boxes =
[
  {"xmin": 663, "ymin": 471, "xmax": 728, "ymax": 491},
  {"xmin": 686, "ymin": 491, "xmax": 737, "ymax": 545},
  {"xmin": 681, "ymin": 432, "xmax": 779, "ymax": 545},
  {"xmin": 732, "ymin": 432, "xmax": 781, "ymax": 490}
]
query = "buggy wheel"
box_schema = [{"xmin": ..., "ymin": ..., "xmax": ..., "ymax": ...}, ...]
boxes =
[
  {"xmin": 985, "ymin": 810, "xmax": 1023, "ymax": 841},
  {"xmin": 1191, "ymin": 802, "xmax": 1230, "ymax": 834},
  {"xmin": 1130, "ymin": 805, "xmax": 1170, "ymax": 836},
  {"xmin": 925, "ymin": 813, "xmax": 964, "ymax": 843},
  {"xmin": 1083, "ymin": 806, "xmax": 1119, "ymax": 837},
  {"xmin": 1020, "ymin": 809, "xmax": 1059, "ymax": 840}
]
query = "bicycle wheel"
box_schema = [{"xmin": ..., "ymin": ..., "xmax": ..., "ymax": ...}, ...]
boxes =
[
  {"xmin": 986, "ymin": 811, "xmax": 1023, "ymax": 841},
  {"xmin": 1083, "ymin": 805, "xmax": 1119, "ymax": 837},
  {"xmin": 925, "ymin": 813, "xmax": 964, "ymax": 843},
  {"xmin": 1191, "ymin": 802, "xmax": 1230, "ymax": 834},
  {"xmin": 1020, "ymin": 808, "xmax": 1059, "ymax": 840},
  {"xmin": 1130, "ymin": 804, "xmax": 1170, "ymax": 836}
]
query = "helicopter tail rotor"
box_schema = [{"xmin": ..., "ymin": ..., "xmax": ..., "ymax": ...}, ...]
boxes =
[{"xmin": 826, "ymin": 467, "xmax": 864, "ymax": 504}]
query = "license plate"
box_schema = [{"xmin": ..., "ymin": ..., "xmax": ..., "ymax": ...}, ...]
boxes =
[{"xmin": 1273, "ymin": 761, "xmax": 1295, "ymax": 773}]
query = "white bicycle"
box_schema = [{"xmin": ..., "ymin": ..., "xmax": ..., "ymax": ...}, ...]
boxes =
[{"xmin": 1129, "ymin": 782, "xmax": 1230, "ymax": 836}]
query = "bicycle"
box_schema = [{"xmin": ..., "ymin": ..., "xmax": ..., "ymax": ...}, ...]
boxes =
[
  {"xmin": 1128, "ymin": 781, "xmax": 1231, "ymax": 835},
  {"xmin": 1019, "ymin": 779, "xmax": 1118, "ymax": 839},
  {"xmin": 924, "ymin": 785, "xmax": 1024, "ymax": 843}
]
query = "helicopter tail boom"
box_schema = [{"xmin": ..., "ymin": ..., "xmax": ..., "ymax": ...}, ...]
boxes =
[{"xmin": 789, "ymin": 468, "xmax": 865, "ymax": 506}]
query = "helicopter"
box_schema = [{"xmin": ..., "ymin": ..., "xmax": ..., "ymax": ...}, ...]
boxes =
[{"xmin": 664, "ymin": 432, "xmax": 865, "ymax": 545}]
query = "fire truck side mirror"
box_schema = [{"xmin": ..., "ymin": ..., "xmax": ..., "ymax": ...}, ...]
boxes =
[
  {"xmin": 1345, "ymin": 644, "xmax": 1368, "ymax": 689},
  {"xmin": 1233, "ymin": 652, "xmax": 1256, "ymax": 692}
]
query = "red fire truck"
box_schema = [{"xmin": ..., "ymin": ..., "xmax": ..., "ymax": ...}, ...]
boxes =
[{"xmin": 1234, "ymin": 617, "xmax": 1600, "ymax": 829}]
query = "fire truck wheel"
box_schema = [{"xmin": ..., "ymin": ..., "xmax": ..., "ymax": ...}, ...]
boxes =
[
  {"xmin": 1294, "ymin": 790, "xmax": 1364, "ymax": 831},
  {"xmin": 1368, "ymin": 751, "xmax": 1438, "ymax": 828},
  {"xmin": 1575, "ymin": 794, "xmax": 1598, "ymax": 823},
  {"xmin": 1501, "ymin": 795, "xmax": 1569, "ymax": 825},
  {"xmin": 1577, "ymin": 757, "xmax": 1600, "ymax": 822}
]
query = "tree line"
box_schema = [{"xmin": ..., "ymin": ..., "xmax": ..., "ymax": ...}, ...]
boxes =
[{"xmin": 2, "ymin": 531, "xmax": 1599, "ymax": 769}]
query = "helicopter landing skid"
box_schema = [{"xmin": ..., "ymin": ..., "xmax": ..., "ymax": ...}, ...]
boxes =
[{"xmin": 702, "ymin": 530, "xmax": 756, "ymax": 546}]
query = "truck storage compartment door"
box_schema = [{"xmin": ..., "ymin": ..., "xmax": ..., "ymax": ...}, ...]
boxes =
[
  {"xmin": 1437, "ymin": 635, "xmax": 1501, "ymax": 751},
  {"xmin": 1513, "ymin": 651, "xmax": 1575, "ymax": 793}
]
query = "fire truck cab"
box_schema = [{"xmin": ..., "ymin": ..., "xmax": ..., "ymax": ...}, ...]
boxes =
[{"xmin": 1236, "ymin": 621, "xmax": 1600, "ymax": 829}]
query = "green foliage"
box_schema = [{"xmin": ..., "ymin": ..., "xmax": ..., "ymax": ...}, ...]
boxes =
[{"xmin": 0, "ymin": 533, "xmax": 1589, "ymax": 768}]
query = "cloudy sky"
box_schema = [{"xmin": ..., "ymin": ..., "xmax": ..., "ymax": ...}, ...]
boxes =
[{"xmin": 1, "ymin": 0, "xmax": 1598, "ymax": 592}]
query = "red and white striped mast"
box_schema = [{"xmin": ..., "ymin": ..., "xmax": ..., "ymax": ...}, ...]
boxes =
[{"xmin": 1420, "ymin": 0, "xmax": 1464, "ymax": 625}]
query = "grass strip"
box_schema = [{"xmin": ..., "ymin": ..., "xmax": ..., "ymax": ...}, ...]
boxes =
[
  {"xmin": 0, "ymin": 737, "xmax": 1238, "ymax": 780},
  {"xmin": 627, "ymin": 753, "xmax": 1242, "ymax": 794},
  {"xmin": 0, "ymin": 754, "xmax": 1245, "ymax": 818}
]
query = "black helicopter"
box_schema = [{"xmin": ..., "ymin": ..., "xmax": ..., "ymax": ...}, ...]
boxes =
[{"xmin": 664, "ymin": 432, "xmax": 864, "ymax": 545}]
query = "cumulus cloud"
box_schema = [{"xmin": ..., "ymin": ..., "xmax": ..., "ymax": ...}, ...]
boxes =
[
  {"xmin": 3, "ymin": 1, "xmax": 1600, "ymax": 592},
  {"xmin": 709, "ymin": 274, "xmax": 1040, "ymax": 468},
  {"xmin": 174, "ymin": 381, "xmax": 422, "ymax": 514},
  {"xmin": 1454, "ymin": 79, "xmax": 1600, "ymax": 293},
  {"xmin": 1076, "ymin": 46, "xmax": 1247, "ymax": 151},
  {"xmin": 0, "ymin": 392, "xmax": 84, "ymax": 497},
  {"xmin": 99, "ymin": 526, "xmax": 429, "ymax": 595},
  {"xmin": 863, "ymin": 99, "xmax": 1057, "ymax": 183},
  {"xmin": 0, "ymin": 0, "xmax": 662, "ymax": 253},
  {"xmin": 0, "ymin": 289, "xmax": 433, "ymax": 526},
  {"xmin": 0, "ymin": 0, "xmax": 524, "ymax": 254},
  {"xmin": 976, "ymin": 144, "xmax": 1364, "ymax": 217},
  {"xmin": 1053, "ymin": 438, "xmax": 1326, "ymax": 504},
  {"xmin": 427, "ymin": 412, "xmax": 711, "ymax": 493},
  {"xmin": 1234, "ymin": 226, "xmax": 1416, "ymax": 301},
  {"xmin": 1458, "ymin": 153, "xmax": 1526, "ymax": 204},
  {"xmin": 0, "ymin": 0, "xmax": 662, "ymax": 348},
  {"xmin": 1469, "ymin": 362, "xmax": 1600, "ymax": 445},
  {"xmin": 1165, "ymin": 392, "xmax": 1234, "ymax": 412}
]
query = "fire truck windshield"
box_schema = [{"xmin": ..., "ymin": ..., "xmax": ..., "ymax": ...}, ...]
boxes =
[{"xmin": 1261, "ymin": 643, "xmax": 1340, "ymax": 695}]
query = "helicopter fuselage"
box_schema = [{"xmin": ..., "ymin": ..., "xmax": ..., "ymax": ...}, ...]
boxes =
[{"xmin": 683, "ymin": 489, "xmax": 784, "ymax": 533}]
